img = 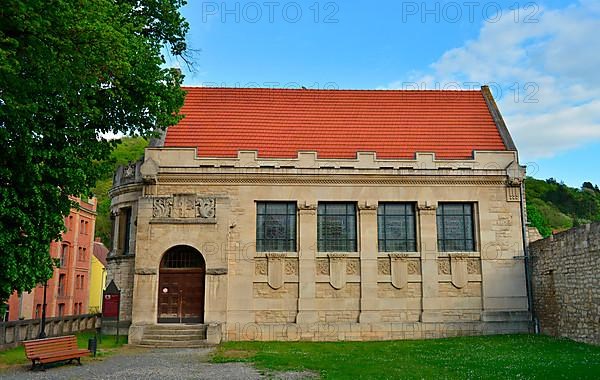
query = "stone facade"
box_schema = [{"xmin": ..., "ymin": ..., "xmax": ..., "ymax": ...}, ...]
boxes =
[
  {"xmin": 530, "ymin": 222, "xmax": 600, "ymax": 345},
  {"xmin": 107, "ymin": 147, "xmax": 531, "ymax": 342}
]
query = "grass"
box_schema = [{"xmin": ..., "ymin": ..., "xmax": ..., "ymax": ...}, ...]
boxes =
[
  {"xmin": 213, "ymin": 334, "xmax": 600, "ymax": 379},
  {"xmin": 0, "ymin": 331, "xmax": 127, "ymax": 368}
]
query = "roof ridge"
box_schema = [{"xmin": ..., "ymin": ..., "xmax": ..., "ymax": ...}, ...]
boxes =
[{"xmin": 181, "ymin": 86, "xmax": 483, "ymax": 93}]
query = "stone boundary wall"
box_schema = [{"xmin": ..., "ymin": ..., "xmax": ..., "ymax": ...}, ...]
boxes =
[
  {"xmin": 0, "ymin": 314, "xmax": 100, "ymax": 350},
  {"xmin": 530, "ymin": 222, "xmax": 600, "ymax": 345}
]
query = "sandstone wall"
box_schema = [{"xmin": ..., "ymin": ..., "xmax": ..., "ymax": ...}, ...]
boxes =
[{"xmin": 530, "ymin": 222, "xmax": 600, "ymax": 345}]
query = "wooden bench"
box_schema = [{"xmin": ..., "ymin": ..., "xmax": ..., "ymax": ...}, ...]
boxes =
[{"xmin": 23, "ymin": 335, "xmax": 91, "ymax": 370}]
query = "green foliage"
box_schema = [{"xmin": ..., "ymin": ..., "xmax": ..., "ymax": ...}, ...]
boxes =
[
  {"xmin": 93, "ymin": 137, "xmax": 148, "ymax": 248},
  {"xmin": 0, "ymin": 1, "xmax": 188, "ymax": 304},
  {"xmin": 525, "ymin": 177, "xmax": 600, "ymax": 237},
  {"xmin": 213, "ymin": 335, "xmax": 600, "ymax": 379}
]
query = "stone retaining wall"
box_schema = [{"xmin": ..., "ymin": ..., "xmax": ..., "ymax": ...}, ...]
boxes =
[
  {"xmin": 0, "ymin": 314, "xmax": 100, "ymax": 350},
  {"xmin": 530, "ymin": 222, "xmax": 600, "ymax": 345}
]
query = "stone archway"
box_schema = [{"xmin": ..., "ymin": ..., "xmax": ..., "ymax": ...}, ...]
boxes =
[{"xmin": 157, "ymin": 245, "xmax": 205, "ymax": 323}]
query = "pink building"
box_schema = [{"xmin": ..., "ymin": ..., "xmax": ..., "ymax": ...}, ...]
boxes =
[{"xmin": 5, "ymin": 197, "xmax": 97, "ymax": 321}]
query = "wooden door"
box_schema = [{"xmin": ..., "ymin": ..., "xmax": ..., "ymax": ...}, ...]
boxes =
[
  {"xmin": 158, "ymin": 247, "xmax": 205, "ymax": 323},
  {"xmin": 158, "ymin": 269, "xmax": 204, "ymax": 323}
]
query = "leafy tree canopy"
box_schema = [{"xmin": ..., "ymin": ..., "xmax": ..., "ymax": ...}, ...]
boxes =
[
  {"xmin": 0, "ymin": 0, "xmax": 189, "ymax": 304},
  {"xmin": 94, "ymin": 136, "xmax": 148, "ymax": 248},
  {"xmin": 525, "ymin": 177, "xmax": 600, "ymax": 237}
]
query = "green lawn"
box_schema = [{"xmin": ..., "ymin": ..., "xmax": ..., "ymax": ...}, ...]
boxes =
[
  {"xmin": 213, "ymin": 334, "xmax": 600, "ymax": 379},
  {"xmin": 0, "ymin": 331, "xmax": 127, "ymax": 368}
]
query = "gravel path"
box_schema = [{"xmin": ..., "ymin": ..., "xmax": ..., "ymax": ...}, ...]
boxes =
[{"xmin": 0, "ymin": 347, "xmax": 316, "ymax": 380}]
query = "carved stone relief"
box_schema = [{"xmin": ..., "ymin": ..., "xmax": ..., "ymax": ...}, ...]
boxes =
[
  {"xmin": 316, "ymin": 259, "xmax": 329, "ymax": 275},
  {"xmin": 266, "ymin": 253, "xmax": 286, "ymax": 290},
  {"xmin": 438, "ymin": 258, "xmax": 451, "ymax": 275},
  {"xmin": 450, "ymin": 254, "xmax": 469, "ymax": 289},
  {"xmin": 153, "ymin": 197, "xmax": 173, "ymax": 218},
  {"xmin": 467, "ymin": 258, "xmax": 481, "ymax": 274},
  {"xmin": 255, "ymin": 259, "xmax": 267, "ymax": 276},
  {"xmin": 389, "ymin": 254, "xmax": 409, "ymax": 289},
  {"xmin": 151, "ymin": 195, "xmax": 216, "ymax": 221},
  {"xmin": 346, "ymin": 259, "xmax": 359, "ymax": 275},
  {"xmin": 285, "ymin": 259, "xmax": 298, "ymax": 276},
  {"xmin": 378, "ymin": 259, "xmax": 391, "ymax": 275},
  {"xmin": 328, "ymin": 254, "xmax": 347, "ymax": 290}
]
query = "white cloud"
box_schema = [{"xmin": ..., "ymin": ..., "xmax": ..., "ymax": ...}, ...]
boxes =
[{"xmin": 383, "ymin": 1, "xmax": 600, "ymax": 159}]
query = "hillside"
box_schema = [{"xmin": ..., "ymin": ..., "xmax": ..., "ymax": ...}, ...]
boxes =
[{"xmin": 525, "ymin": 177, "xmax": 600, "ymax": 237}]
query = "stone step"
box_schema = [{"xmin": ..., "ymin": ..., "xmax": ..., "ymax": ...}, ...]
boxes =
[
  {"xmin": 144, "ymin": 325, "xmax": 207, "ymax": 335},
  {"xmin": 137, "ymin": 339, "xmax": 213, "ymax": 348},
  {"xmin": 144, "ymin": 328, "xmax": 206, "ymax": 335},
  {"xmin": 143, "ymin": 333, "xmax": 206, "ymax": 341}
]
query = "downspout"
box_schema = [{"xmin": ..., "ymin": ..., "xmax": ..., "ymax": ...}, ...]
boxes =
[{"xmin": 519, "ymin": 180, "xmax": 539, "ymax": 333}]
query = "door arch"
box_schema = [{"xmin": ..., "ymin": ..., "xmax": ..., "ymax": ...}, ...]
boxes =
[{"xmin": 157, "ymin": 245, "xmax": 205, "ymax": 323}]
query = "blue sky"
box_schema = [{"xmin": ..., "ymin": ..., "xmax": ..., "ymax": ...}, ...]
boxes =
[{"xmin": 173, "ymin": 0, "xmax": 600, "ymax": 188}]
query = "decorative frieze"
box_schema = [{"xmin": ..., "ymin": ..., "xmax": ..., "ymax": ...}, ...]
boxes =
[
  {"xmin": 378, "ymin": 259, "xmax": 391, "ymax": 275},
  {"xmin": 255, "ymin": 259, "xmax": 267, "ymax": 276},
  {"xmin": 285, "ymin": 259, "xmax": 298, "ymax": 276},
  {"xmin": 150, "ymin": 194, "xmax": 216, "ymax": 223},
  {"xmin": 346, "ymin": 259, "xmax": 360, "ymax": 275},
  {"xmin": 506, "ymin": 186, "xmax": 521, "ymax": 202},
  {"xmin": 316, "ymin": 259, "xmax": 329, "ymax": 275},
  {"xmin": 438, "ymin": 257, "xmax": 481, "ymax": 276},
  {"xmin": 379, "ymin": 257, "xmax": 420, "ymax": 276}
]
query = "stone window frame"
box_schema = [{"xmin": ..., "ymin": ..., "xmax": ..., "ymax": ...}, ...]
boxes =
[
  {"xmin": 117, "ymin": 207, "xmax": 132, "ymax": 255},
  {"xmin": 317, "ymin": 202, "xmax": 358, "ymax": 253},
  {"xmin": 255, "ymin": 201, "xmax": 297, "ymax": 253},
  {"xmin": 436, "ymin": 202, "xmax": 477, "ymax": 252},
  {"xmin": 377, "ymin": 202, "xmax": 418, "ymax": 252}
]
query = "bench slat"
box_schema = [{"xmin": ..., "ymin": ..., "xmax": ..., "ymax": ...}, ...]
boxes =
[{"xmin": 23, "ymin": 335, "xmax": 91, "ymax": 369}]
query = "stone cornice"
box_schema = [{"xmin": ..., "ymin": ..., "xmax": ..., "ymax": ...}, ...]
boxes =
[{"xmin": 153, "ymin": 174, "xmax": 509, "ymax": 186}]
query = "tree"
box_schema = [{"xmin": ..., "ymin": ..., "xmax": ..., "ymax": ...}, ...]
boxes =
[
  {"xmin": 0, "ymin": 0, "xmax": 189, "ymax": 304},
  {"xmin": 94, "ymin": 137, "xmax": 149, "ymax": 248}
]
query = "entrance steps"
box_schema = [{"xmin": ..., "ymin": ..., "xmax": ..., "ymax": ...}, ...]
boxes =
[{"xmin": 136, "ymin": 324, "xmax": 211, "ymax": 348}]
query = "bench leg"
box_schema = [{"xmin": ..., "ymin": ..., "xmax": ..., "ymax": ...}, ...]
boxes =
[{"xmin": 76, "ymin": 358, "xmax": 82, "ymax": 366}]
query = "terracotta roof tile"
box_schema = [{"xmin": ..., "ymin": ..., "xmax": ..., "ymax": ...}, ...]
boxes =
[{"xmin": 164, "ymin": 87, "xmax": 508, "ymax": 159}]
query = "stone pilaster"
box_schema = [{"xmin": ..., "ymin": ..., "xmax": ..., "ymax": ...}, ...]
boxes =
[
  {"xmin": 417, "ymin": 202, "xmax": 440, "ymax": 322},
  {"xmin": 296, "ymin": 201, "xmax": 318, "ymax": 324},
  {"xmin": 358, "ymin": 202, "xmax": 379, "ymax": 322}
]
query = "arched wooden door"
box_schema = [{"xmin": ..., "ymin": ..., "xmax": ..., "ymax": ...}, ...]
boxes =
[{"xmin": 158, "ymin": 246, "xmax": 205, "ymax": 323}]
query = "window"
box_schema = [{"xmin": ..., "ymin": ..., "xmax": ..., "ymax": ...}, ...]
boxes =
[
  {"xmin": 256, "ymin": 202, "xmax": 297, "ymax": 252},
  {"xmin": 58, "ymin": 274, "xmax": 66, "ymax": 296},
  {"xmin": 82, "ymin": 247, "xmax": 86, "ymax": 260},
  {"xmin": 58, "ymin": 303, "xmax": 65, "ymax": 317},
  {"xmin": 2, "ymin": 305, "xmax": 8, "ymax": 322},
  {"xmin": 378, "ymin": 203, "xmax": 417, "ymax": 252},
  {"xmin": 118, "ymin": 208, "xmax": 132, "ymax": 254},
  {"xmin": 80, "ymin": 219, "xmax": 85, "ymax": 234},
  {"xmin": 60, "ymin": 245, "xmax": 69, "ymax": 267},
  {"xmin": 318, "ymin": 203, "xmax": 357, "ymax": 252},
  {"xmin": 437, "ymin": 203, "xmax": 476, "ymax": 252},
  {"xmin": 35, "ymin": 304, "xmax": 41, "ymax": 319}
]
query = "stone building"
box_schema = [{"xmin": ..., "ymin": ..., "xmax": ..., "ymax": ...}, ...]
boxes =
[{"xmin": 107, "ymin": 86, "xmax": 530, "ymax": 345}]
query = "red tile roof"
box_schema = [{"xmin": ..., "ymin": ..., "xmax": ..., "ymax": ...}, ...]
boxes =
[
  {"xmin": 164, "ymin": 87, "xmax": 509, "ymax": 160},
  {"xmin": 93, "ymin": 240, "xmax": 109, "ymax": 267}
]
